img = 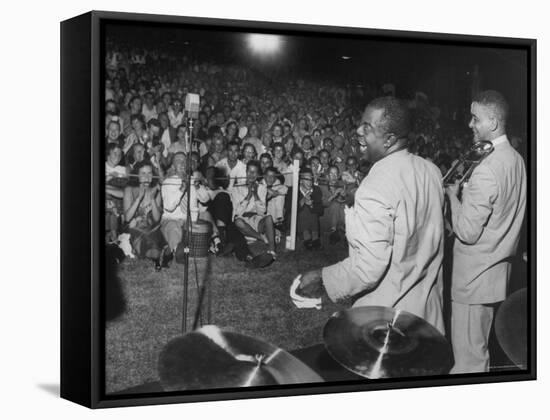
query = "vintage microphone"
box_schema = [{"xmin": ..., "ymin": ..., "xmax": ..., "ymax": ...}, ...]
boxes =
[{"xmin": 181, "ymin": 93, "xmax": 200, "ymax": 333}]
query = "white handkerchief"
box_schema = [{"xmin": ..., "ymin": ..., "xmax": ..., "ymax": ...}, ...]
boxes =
[{"xmin": 290, "ymin": 275, "xmax": 322, "ymax": 309}]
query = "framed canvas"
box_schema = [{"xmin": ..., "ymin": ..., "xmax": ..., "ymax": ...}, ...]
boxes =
[{"xmin": 60, "ymin": 10, "xmax": 536, "ymax": 408}]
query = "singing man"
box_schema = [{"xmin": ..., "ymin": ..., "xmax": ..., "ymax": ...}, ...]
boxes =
[{"xmin": 298, "ymin": 96, "xmax": 446, "ymax": 334}]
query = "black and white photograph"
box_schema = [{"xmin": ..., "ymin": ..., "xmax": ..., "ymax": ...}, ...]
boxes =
[
  {"xmin": 99, "ymin": 14, "xmax": 533, "ymax": 400},
  {"xmin": 5, "ymin": 0, "xmax": 550, "ymax": 417}
]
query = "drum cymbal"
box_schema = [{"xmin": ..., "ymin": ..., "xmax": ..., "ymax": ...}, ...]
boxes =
[
  {"xmin": 158, "ymin": 325, "xmax": 323, "ymax": 391},
  {"xmin": 495, "ymin": 288, "xmax": 528, "ymax": 368},
  {"xmin": 323, "ymin": 306, "xmax": 452, "ymax": 379}
]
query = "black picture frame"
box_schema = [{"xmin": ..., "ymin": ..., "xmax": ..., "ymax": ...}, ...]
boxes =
[{"xmin": 60, "ymin": 10, "xmax": 536, "ymax": 409}]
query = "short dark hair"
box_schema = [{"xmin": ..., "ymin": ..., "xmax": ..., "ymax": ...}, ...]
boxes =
[
  {"xmin": 259, "ymin": 153, "xmax": 273, "ymax": 161},
  {"xmin": 130, "ymin": 113, "xmax": 145, "ymax": 127},
  {"xmin": 265, "ymin": 166, "xmax": 279, "ymax": 175},
  {"xmin": 129, "ymin": 160, "xmax": 158, "ymax": 187},
  {"xmin": 106, "ymin": 142, "xmax": 121, "ymax": 159},
  {"xmin": 242, "ymin": 143, "xmax": 257, "ymax": 154},
  {"xmin": 472, "ymin": 90, "xmax": 509, "ymax": 124},
  {"xmin": 300, "ymin": 167, "xmax": 313, "ymax": 177},
  {"xmin": 368, "ymin": 96, "xmax": 411, "ymax": 139},
  {"xmin": 171, "ymin": 152, "xmax": 186, "ymax": 166},
  {"xmin": 227, "ymin": 140, "xmax": 240, "ymax": 150},
  {"xmin": 208, "ymin": 125, "xmax": 222, "ymax": 137},
  {"xmin": 246, "ymin": 159, "xmax": 261, "ymax": 173},
  {"xmin": 129, "ymin": 95, "xmax": 142, "ymax": 106},
  {"xmin": 147, "ymin": 118, "xmax": 161, "ymax": 128},
  {"xmin": 328, "ymin": 165, "xmax": 340, "ymax": 174}
]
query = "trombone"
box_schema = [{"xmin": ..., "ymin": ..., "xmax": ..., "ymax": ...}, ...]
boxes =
[
  {"xmin": 443, "ymin": 140, "xmax": 494, "ymax": 190},
  {"xmin": 443, "ymin": 140, "xmax": 494, "ymax": 236}
]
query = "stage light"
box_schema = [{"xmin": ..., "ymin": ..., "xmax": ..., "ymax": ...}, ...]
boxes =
[{"xmin": 247, "ymin": 34, "xmax": 281, "ymax": 55}]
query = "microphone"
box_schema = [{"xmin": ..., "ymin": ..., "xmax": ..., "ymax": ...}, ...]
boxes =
[{"xmin": 184, "ymin": 93, "xmax": 200, "ymax": 119}]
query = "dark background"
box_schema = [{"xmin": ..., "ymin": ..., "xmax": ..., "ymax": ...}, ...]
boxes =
[{"xmin": 107, "ymin": 24, "xmax": 528, "ymax": 134}]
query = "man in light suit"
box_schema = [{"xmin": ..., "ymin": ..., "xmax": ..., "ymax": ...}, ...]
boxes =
[
  {"xmin": 298, "ymin": 97, "xmax": 446, "ymax": 335},
  {"xmin": 446, "ymin": 90, "xmax": 526, "ymax": 373}
]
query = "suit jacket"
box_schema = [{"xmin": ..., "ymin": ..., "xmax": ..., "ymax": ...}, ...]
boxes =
[
  {"xmin": 322, "ymin": 149, "xmax": 446, "ymax": 333},
  {"xmin": 449, "ymin": 135, "xmax": 526, "ymax": 304},
  {"xmin": 298, "ymin": 185, "xmax": 324, "ymax": 215}
]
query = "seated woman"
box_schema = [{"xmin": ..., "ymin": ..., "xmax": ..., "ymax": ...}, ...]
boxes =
[
  {"xmin": 259, "ymin": 153, "xmax": 273, "ymax": 174},
  {"xmin": 260, "ymin": 132, "xmax": 273, "ymax": 156},
  {"xmin": 283, "ymin": 135, "xmax": 300, "ymax": 158},
  {"xmin": 242, "ymin": 123, "xmax": 263, "ymax": 155},
  {"xmin": 272, "ymin": 143, "xmax": 293, "ymax": 187},
  {"xmin": 300, "ymin": 135, "xmax": 317, "ymax": 161},
  {"xmin": 160, "ymin": 152, "xmax": 223, "ymax": 257},
  {"xmin": 122, "ymin": 114, "xmax": 148, "ymax": 155},
  {"xmin": 241, "ymin": 143, "xmax": 257, "ymax": 166},
  {"xmin": 123, "ymin": 161, "xmax": 168, "ymax": 270},
  {"xmin": 203, "ymin": 132, "xmax": 227, "ymax": 168},
  {"xmin": 230, "ymin": 160, "xmax": 277, "ymax": 260},
  {"xmin": 264, "ymin": 166, "xmax": 288, "ymax": 231},
  {"xmin": 126, "ymin": 143, "xmax": 149, "ymax": 173},
  {"xmin": 297, "ymin": 168, "xmax": 323, "ymax": 250},
  {"xmin": 308, "ymin": 155, "xmax": 322, "ymax": 186}
]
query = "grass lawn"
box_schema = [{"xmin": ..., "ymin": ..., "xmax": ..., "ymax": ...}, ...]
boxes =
[{"xmin": 105, "ymin": 241, "xmax": 349, "ymax": 394}]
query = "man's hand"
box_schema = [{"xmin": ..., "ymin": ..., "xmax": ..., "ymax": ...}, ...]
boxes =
[
  {"xmin": 267, "ymin": 188, "xmax": 279, "ymax": 197},
  {"xmin": 298, "ymin": 269, "xmax": 324, "ymax": 299},
  {"xmin": 445, "ymin": 182, "xmax": 459, "ymax": 197},
  {"xmin": 304, "ymin": 191, "xmax": 313, "ymax": 206},
  {"xmin": 179, "ymin": 179, "xmax": 187, "ymax": 192}
]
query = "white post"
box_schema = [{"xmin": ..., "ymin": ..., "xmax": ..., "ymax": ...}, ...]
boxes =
[{"xmin": 286, "ymin": 160, "xmax": 300, "ymax": 251}]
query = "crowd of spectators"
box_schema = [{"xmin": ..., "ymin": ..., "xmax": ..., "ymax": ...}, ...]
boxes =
[{"xmin": 104, "ymin": 41, "xmax": 526, "ymax": 270}]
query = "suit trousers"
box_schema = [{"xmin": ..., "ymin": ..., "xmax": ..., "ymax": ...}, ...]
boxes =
[{"xmin": 450, "ymin": 301, "xmax": 494, "ymax": 373}]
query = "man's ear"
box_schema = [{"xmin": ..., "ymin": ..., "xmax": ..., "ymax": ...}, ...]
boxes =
[
  {"xmin": 489, "ymin": 116, "xmax": 499, "ymax": 132},
  {"xmin": 384, "ymin": 132, "xmax": 397, "ymax": 148}
]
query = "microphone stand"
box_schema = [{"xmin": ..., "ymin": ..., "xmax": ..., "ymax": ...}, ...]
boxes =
[
  {"xmin": 181, "ymin": 114, "xmax": 194, "ymax": 333},
  {"xmin": 181, "ymin": 97, "xmax": 211, "ymax": 333}
]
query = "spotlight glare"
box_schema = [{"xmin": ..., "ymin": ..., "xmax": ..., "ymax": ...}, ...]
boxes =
[{"xmin": 248, "ymin": 34, "xmax": 281, "ymax": 55}]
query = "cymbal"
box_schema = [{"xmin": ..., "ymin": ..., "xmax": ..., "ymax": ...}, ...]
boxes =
[
  {"xmin": 158, "ymin": 325, "xmax": 324, "ymax": 391},
  {"xmin": 495, "ymin": 288, "xmax": 528, "ymax": 368},
  {"xmin": 323, "ymin": 306, "xmax": 452, "ymax": 379}
]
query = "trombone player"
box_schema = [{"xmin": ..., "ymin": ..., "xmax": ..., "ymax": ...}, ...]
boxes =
[{"xmin": 445, "ymin": 90, "xmax": 526, "ymax": 373}]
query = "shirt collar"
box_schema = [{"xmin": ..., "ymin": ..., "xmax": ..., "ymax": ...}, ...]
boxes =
[{"xmin": 491, "ymin": 134, "xmax": 509, "ymax": 146}]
